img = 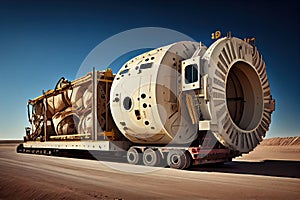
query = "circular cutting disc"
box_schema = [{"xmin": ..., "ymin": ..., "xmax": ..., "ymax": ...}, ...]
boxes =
[{"xmin": 202, "ymin": 37, "xmax": 274, "ymax": 153}]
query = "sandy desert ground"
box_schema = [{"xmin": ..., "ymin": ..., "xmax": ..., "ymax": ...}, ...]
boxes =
[{"xmin": 0, "ymin": 138, "xmax": 299, "ymax": 200}]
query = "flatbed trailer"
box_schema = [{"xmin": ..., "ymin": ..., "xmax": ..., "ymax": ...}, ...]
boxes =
[{"xmin": 17, "ymin": 139, "xmax": 236, "ymax": 169}]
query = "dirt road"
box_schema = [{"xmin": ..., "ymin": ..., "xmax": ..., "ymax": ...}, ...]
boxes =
[{"xmin": 0, "ymin": 143, "xmax": 299, "ymax": 199}]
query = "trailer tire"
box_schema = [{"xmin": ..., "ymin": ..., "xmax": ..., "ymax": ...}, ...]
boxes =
[
  {"xmin": 127, "ymin": 147, "xmax": 142, "ymax": 165},
  {"xmin": 16, "ymin": 144, "xmax": 24, "ymax": 153},
  {"xmin": 184, "ymin": 152, "xmax": 192, "ymax": 169},
  {"xmin": 167, "ymin": 150, "xmax": 191, "ymax": 169},
  {"xmin": 143, "ymin": 148, "xmax": 161, "ymax": 167}
]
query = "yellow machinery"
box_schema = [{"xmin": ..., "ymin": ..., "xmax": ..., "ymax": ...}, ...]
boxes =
[{"xmin": 18, "ymin": 35, "xmax": 275, "ymax": 169}]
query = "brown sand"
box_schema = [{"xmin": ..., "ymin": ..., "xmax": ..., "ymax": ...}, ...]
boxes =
[{"xmin": 0, "ymin": 138, "xmax": 299, "ymax": 199}]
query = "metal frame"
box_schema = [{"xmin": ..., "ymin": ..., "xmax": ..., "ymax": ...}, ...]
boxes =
[{"xmin": 92, "ymin": 67, "xmax": 98, "ymax": 141}]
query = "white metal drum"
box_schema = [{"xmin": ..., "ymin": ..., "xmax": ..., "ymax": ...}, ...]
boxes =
[{"xmin": 110, "ymin": 41, "xmax": 202, "ymax": 144}]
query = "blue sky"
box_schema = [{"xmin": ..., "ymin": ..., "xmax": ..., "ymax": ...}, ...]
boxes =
[{"xmin": 0, "ymin": 0, "xmax": 299, "ymax": 139}]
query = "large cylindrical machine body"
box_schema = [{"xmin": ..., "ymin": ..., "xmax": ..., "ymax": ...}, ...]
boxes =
[
  {"xmin": 110, "ymin": 37, "xmax": 275, "ymax": 153},
  {"xmin": 110, "ymin": 42, "xmax": 203, "ymax": 144}
]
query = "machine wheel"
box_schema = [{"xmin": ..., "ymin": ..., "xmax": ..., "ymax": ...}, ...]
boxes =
[
  {"xmin": 143, "ymin": 148, "xmax": 161, "ymax": 167},
  {"xmin": 167, "ymin": 150, "xmax": 191, "ymax": 169},
  {"xmin": 202, "ymin": 37, "xmax": 275, "ymax": 153},
  {"xmin": 127, "ymin": 147, "xmax": 142, "ymax": 165}
]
